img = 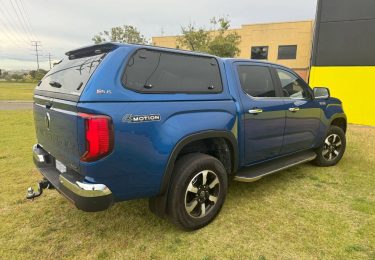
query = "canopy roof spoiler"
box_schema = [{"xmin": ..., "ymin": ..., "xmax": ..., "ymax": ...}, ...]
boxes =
[{"xmin": 65, "ymin": 42, "xmax": 119, "ymax": 60}]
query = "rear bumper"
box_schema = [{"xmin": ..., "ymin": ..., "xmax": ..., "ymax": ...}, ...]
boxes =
[{"xmin": 32, "ymin": 144, "xmax": 114, "ymax": 212}]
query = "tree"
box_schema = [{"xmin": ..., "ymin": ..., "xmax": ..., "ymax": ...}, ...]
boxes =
[
  {"xmin": 208, "ymin": 17, "xmax": 241, "ymax": 57},
  {"xmin": 92, "ymin": 25, "xmax": 147, "ymax": 44},
  {"xmin": 177, "ymin": 17, "xmax": 241, "ymax": 57},
  {"xmin": 11, "ymin": 74, "xmax": 23, "ymax": 81},
  {"xmin": 176, "ymin": 24, "xmax": 211, "ymax": 52},
  {"xmin": 29, "ymin": 69, "xmax": 48, "ymax": 81},
  {"xmin": 1, "ymin": 71, "xmax": 9, "ymax": 79}
]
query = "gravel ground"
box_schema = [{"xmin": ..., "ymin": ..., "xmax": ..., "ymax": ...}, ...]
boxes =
[{"xmin": 0, "ymin": 101, "xmax": 32, "ymax": 110}]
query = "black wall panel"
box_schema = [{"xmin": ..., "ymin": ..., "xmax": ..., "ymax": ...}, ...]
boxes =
[
  {"xmin": 312, "ymin": 0, "xmax": 375, "ymax": 66},
  {"xmin": 321, "ymin": 0, "xmax": 375, "ymax": 22}
]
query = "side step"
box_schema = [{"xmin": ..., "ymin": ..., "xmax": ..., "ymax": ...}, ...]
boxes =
[{"xmin": 234, "ymin": 150, "xmax": 317, "ymax": 182}]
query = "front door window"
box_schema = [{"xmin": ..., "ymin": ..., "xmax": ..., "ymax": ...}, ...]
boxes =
[{"xmin": 276, "ymin": 69, "xmax": 310, "ymax": 99}]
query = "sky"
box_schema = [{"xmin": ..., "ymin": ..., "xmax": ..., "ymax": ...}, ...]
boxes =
[{"xmin": 0, "ymin": 0, "xmax": 318, "ymax": 71}]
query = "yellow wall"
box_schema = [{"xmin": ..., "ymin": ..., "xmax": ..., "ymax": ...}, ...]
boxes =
[
  {"xmin": 309, "ymin": 66, "xmax": 375, "ymax": 126},
  {"xmin": 234, "ymin": 21, "xmax": 313, "ymax": 69},
  {"xmin": 152, "ymin": 21, "xmax": 313, "ymax": 77}
]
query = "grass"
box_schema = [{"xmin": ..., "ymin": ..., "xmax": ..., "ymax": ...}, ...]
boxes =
[
  {"xmin": 0, "ymin": 110, "xmax": 374, "ymax": 259},
  {"xmin": 0, "ymin": 82, "xmax": 35, "ymax": 101}
]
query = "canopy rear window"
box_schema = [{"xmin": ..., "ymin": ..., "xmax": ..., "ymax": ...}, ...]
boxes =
[
  {"xmin": 36, "ymin": 54, "xmax": 105, "ymax": 96},
  {"xmin": 122, "ymin": 49, "xmax": 223, "ymax": 94}
]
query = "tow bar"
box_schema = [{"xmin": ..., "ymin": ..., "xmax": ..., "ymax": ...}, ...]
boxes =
[{"xmin": 26, "ymin": 178, "xmax": 53, "ymax": 200}]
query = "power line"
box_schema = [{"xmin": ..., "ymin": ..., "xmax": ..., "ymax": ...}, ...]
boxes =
[
  {"xmin": 0, "ymin": 16, "xmax": 27, "ymax": 48},
  {"xmin": 17, "ymin": 0, "xmax": 54, "ymax": 69},
  {"xmin": 17, "ymin": 0, "xmax": 38, "ymax": 40},
  {"xmin": 0, "ymin": 2, "xmax": 30, "ymax": 45},
  {"xmin": 14, "ymin": 0, "xmax": 36, "ymax": 40},
  {"xmin": 0, "ymin": 0, "xmax": 54, "ymax": 70},
  {"xmin": 8, "ymin": 0, "xmax": 34, "ymax": 41},
  {"xmin": 46, "ymin": 52, "xmax": 53, "ymax": 69}
]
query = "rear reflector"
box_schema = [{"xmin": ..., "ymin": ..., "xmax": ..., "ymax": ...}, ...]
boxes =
[{"xmin": 79, "ymin": 113, "xmax": 114, "ymax": 162}]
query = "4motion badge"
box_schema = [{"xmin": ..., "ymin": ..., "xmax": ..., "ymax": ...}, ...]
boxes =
[{"xmin": 122, "ymin": 114, "xmax": 161, "ymax": 123}]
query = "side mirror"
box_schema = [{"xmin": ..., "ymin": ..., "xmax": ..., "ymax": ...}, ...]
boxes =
[{"xmin": 313, "ymin": 87, "xmax": 330, "ymax": 99}]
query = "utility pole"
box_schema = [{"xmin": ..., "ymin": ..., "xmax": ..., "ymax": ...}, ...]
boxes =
[
  {"xmin": 47, "ymin": 52, "xmax": 52, "ymax": 69},
  {"xmin": 31, "ymin": 41, "xmax": 41, "ymax": 70}
]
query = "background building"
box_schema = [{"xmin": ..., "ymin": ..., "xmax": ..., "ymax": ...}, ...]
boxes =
[
  {"xmin": 153, "ymin": 11, "xmax": 375, "ymax": 126},
  {"xmin": 309, "ymin": 0, "xmax": 375, "ymax": 126},
  {"xmin": 152, "ymin": 21, "xmax": 314, "ymax": 80}
]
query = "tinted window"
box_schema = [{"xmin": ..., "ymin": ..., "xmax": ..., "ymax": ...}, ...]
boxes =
[
  {"xmin": 36, "ymin": 54, "xmax": 105, "ymax": 96},
  {"xmin": 238, "ymin": 65, "xmax": 276, "ymax": 97},
  {"xmin": 123, "ymin": 49, "xmax": 223, "ymax": 93},
  {"xmin": 276, "ymin": 69, "xmax": 309, "ymax": 99},
  {"xmin": 251, "ymin": 46, "xmax": 268, "ymax": 60},
  {"xmin": 278, "ymin": 45, "xmax": 297, "ymax": 60}
]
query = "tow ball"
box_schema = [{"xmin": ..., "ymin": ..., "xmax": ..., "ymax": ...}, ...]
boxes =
[{"xmin": 26, "ymin": 178, "xmax": 54, "ymax": 200}]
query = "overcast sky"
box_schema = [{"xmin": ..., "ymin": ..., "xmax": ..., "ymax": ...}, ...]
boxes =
[{"xmin": 0, "ymin": 0, "xmax": 317, "ymax": 70}]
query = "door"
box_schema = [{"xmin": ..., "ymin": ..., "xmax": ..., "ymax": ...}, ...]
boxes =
[
  {"xmin": 274, "ymin": 68, "xmax": 321, "ymax": 154},
  {"xmin": 236, "ymin": 64, "xmax": 287, "ymax": 165}
]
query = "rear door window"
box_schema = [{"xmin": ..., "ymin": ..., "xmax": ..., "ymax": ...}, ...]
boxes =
[
  {"xmin": 122, "ymin": 49, "xmax": 223, "ymax": 93},
  {"xmin": 237, "ymin": 65, "xmax": 277, "ymax": 97},
  {"xmin": 36, "ymin": 54, "xmax": 105, "ymax": 96}
]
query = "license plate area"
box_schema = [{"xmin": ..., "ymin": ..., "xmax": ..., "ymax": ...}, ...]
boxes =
[{"xmin": 55, "ymin": 159, "xmax": 67, "ymax": 173}]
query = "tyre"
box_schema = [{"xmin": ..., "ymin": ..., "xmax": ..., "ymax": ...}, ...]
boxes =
[
  {"xmin": 167, "ymin": 153, "xmax": 228, "ymax": 230},
  {"xmin": 314, "ymin": 125, "xmax": 346, "ymax": 166}
]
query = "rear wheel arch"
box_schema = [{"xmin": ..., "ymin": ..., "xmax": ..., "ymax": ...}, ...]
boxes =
[
  {"xmin": 162, "ymin": 131, "xmax": 238, "ymax": 193},
  {"xmin": 149, "ymin": 131, "xmax": 238, "ymax": 218},
  {"xmin": 167, "ymin": 153, "xmax": 228, "ymax": 230}
]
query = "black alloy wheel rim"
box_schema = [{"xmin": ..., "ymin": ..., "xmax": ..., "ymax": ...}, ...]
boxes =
[{"xmin": 184, "ymin": 170, "xmax": 220, "ymax": 218}]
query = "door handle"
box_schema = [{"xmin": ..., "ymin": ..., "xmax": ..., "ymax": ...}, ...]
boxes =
[
  {"xmin": 288, "ymin": 107, "xmax": 300, "ymax": 112},
  {"xmin": 249, "ymin": 108, "xmax": 263, "ymax": 114}
]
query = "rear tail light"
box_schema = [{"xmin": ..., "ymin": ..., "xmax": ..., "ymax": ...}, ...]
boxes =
[{"xmin": 79, "ymin": 113, "xmax": 114, "ymax": 162}]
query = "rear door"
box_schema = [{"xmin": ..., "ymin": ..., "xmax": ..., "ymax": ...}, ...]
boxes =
[
  {"xmin": 235, "ymin": 63, "xmax": 287, "ymax": 165},
  {"xmin": 274, "ymin": 68, "xmax": 321, "ymax": 154},
  {"xmin": 34, "ymin": 53, "xmax": 105, "ymax": 170}
]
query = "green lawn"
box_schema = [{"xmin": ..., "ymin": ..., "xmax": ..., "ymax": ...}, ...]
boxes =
[
  {"xmin": 0, "ymin": 82, "xmax": 35, "ymax": 101},
  {"xmin": 0, "ymin": 110, "xmax": 374, "ymax": 259}
]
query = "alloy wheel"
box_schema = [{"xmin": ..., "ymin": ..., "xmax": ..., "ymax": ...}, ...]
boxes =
[
  {"xmin": 184, "ymin": 170, "xmax": 220, "ymax": 218},
  {"xmin": 322, "ymin": 134, "xmax": 342, "ymax": 161}
]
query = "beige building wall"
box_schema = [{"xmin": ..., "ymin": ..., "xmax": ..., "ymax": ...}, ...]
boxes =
[
  {"xmin": 152, "ymin": 35, "xmax": 178, "ymax": 49},
  {"xmin": 152, "ymin": 21, "xmax": 314, "ymax": 80}
]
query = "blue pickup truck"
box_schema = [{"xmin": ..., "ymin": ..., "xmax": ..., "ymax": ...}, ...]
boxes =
[{"xmin": 29, "ymin": 43, "xmax": 346, "ymax": 230}]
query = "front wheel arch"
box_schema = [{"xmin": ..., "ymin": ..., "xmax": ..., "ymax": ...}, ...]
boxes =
[{"xmin": 331, "ymin": 117, "xmax": 347, "ymax": 133}]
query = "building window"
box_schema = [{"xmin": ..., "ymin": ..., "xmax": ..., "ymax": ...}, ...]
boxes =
[
  {"xmin": 278, "ymin": 45, "xmax": 297, "ymax": 59},
  {"xmin": 251, "ymin": 46, "xmax": 268, "ymax": 60}
]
